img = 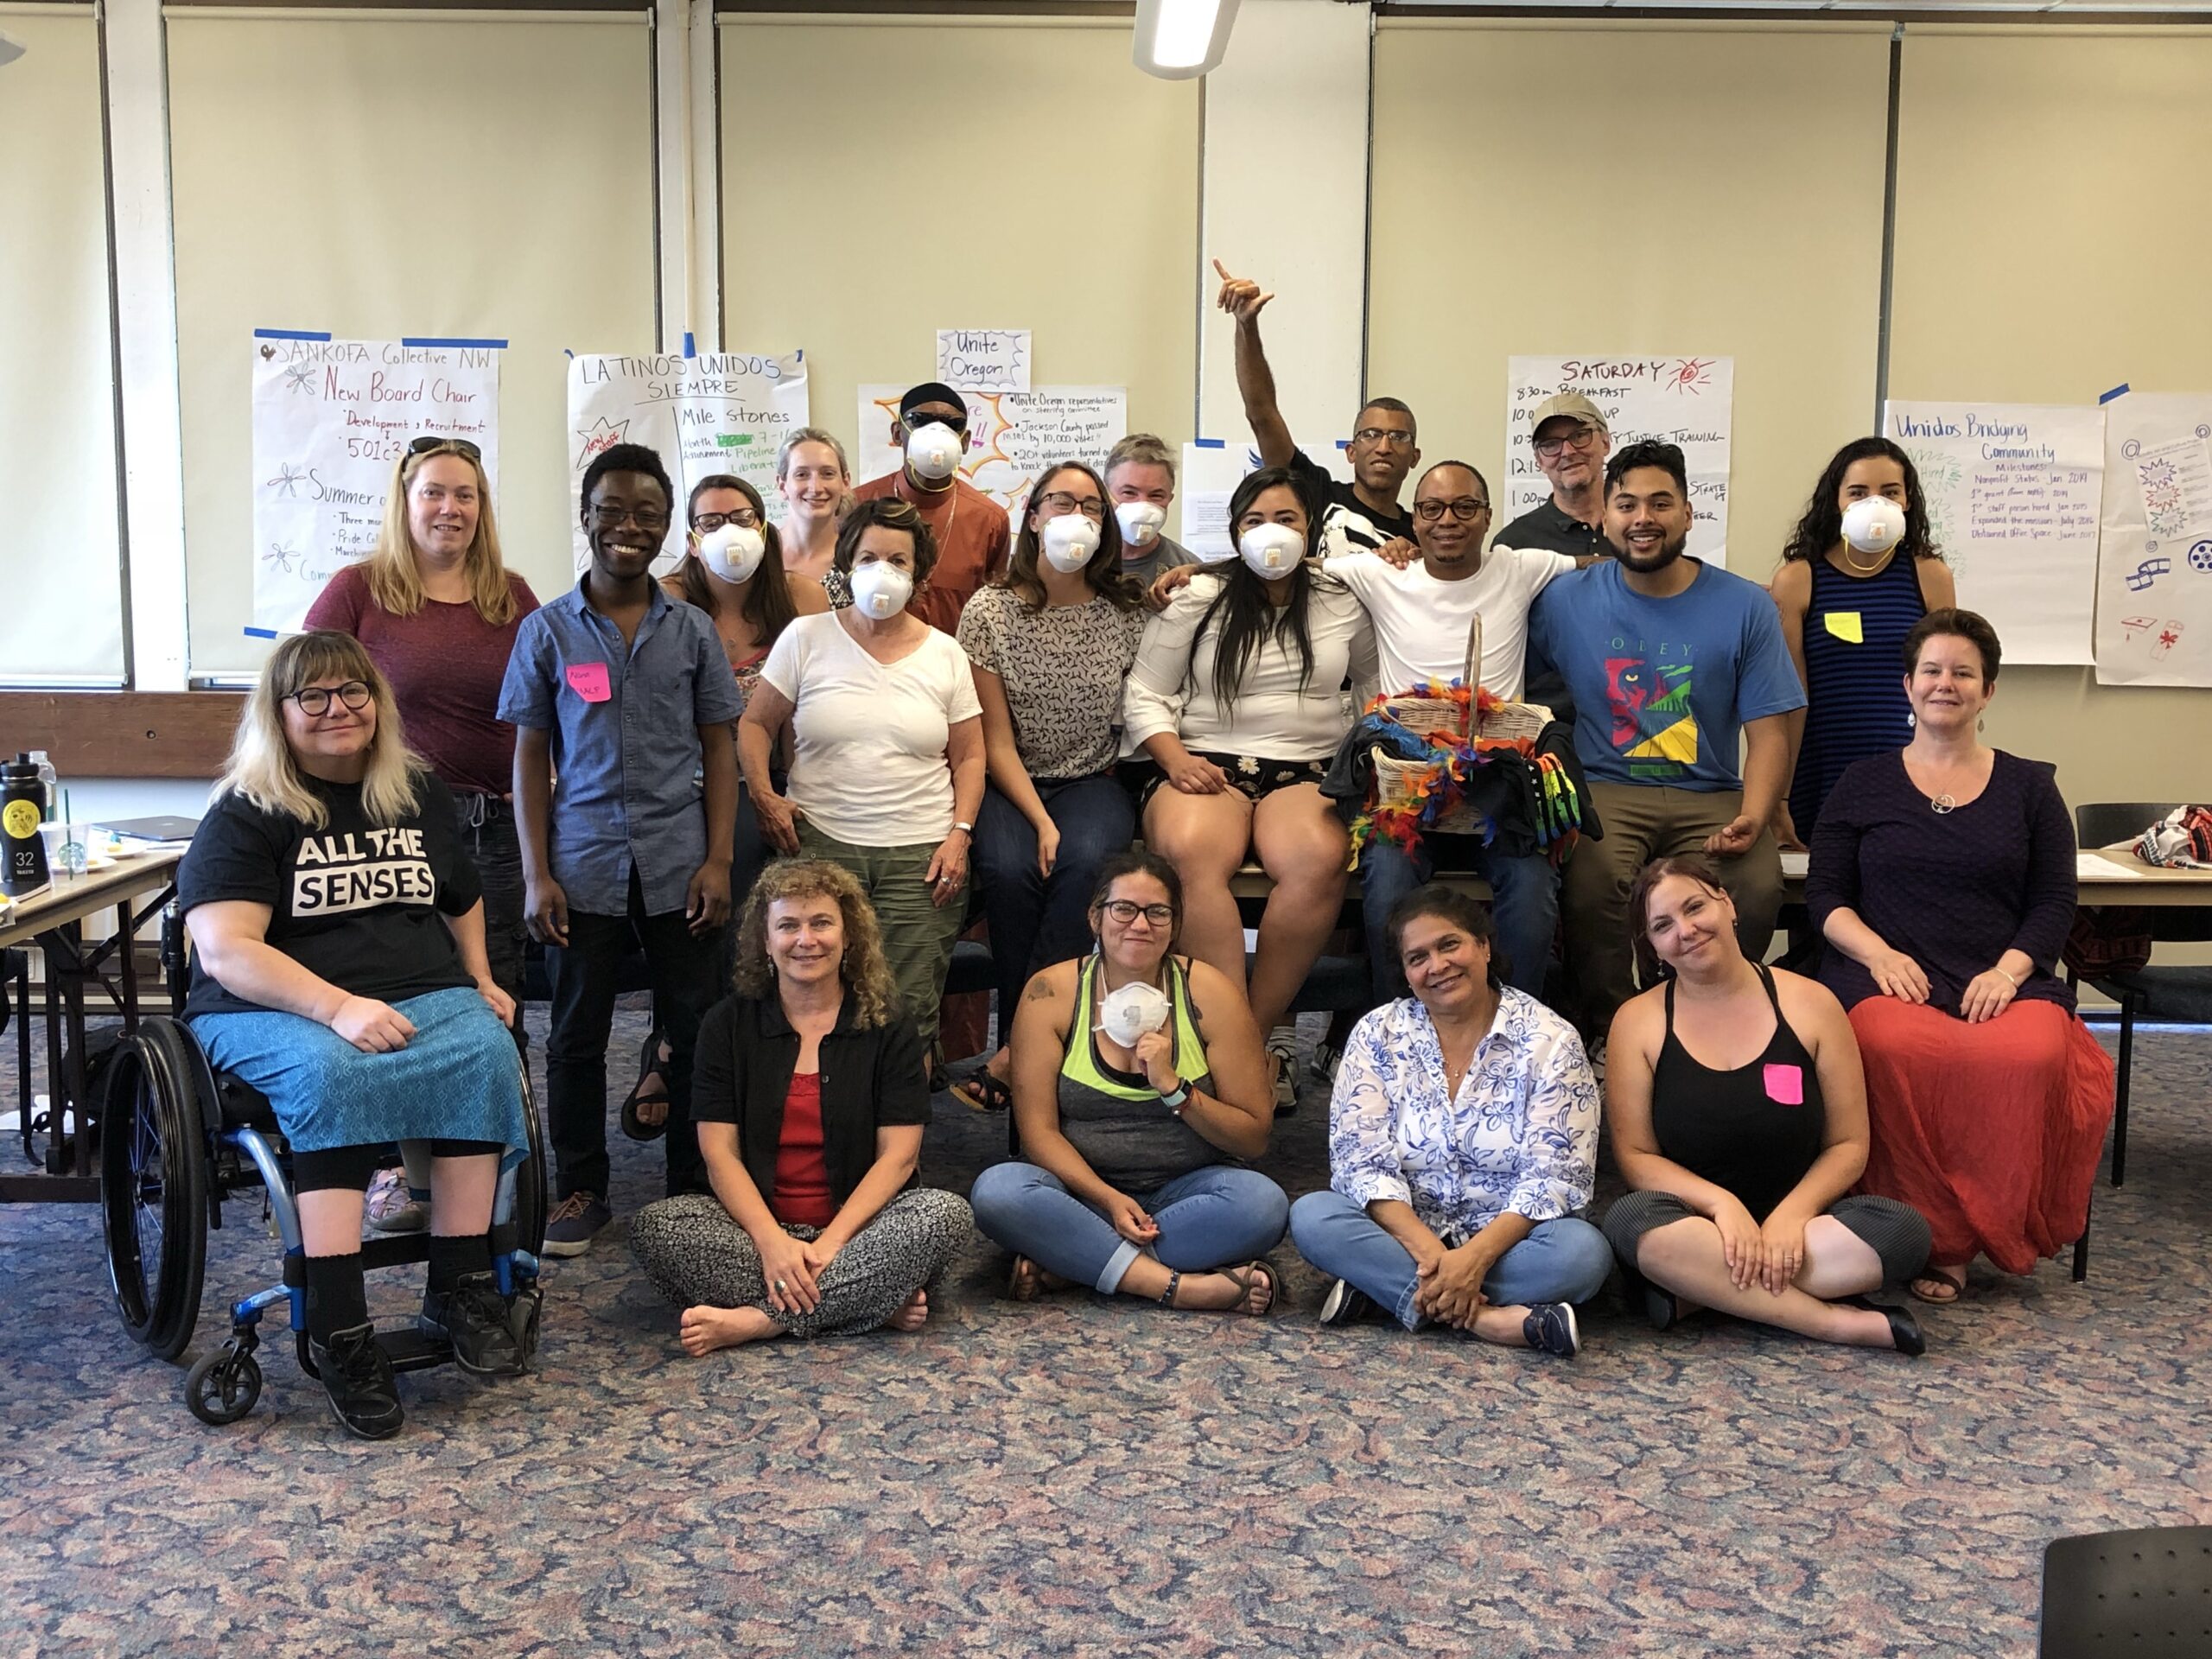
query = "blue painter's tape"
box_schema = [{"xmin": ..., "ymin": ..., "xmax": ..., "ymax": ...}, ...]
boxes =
[
  {"xmin": 683, "ymin": 331, "xmax": 696, "ymax": 359},
  {"xmin": 2099, "ymin": 383, "xmax": 2130, "ymax": 405},
  {"xmin": 400, "ymin": 337, "xmax": 506, "ymax": 349},
  {"xmin": 1192, "ymin": 437, "xmax": 1225, "ymax": 449},
  {"xmin": 242, "ymin": 626, "xmax": 279, "ymax": 639},
  {"xmin": 253, "ymin": 328, "xmax": 331, "ymax": 341}
]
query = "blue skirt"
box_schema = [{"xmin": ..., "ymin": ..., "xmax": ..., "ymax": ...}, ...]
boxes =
[{"xmin": 192, "ymin": 986, "xmax": 528, "ymax": 1164}]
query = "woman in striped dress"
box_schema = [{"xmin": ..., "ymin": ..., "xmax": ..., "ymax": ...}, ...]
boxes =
[{"xmin": 1769, "ymin": 438, "xmax": 1955, "ymax": 849}]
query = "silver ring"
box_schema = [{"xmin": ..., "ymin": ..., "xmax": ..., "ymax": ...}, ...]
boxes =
[{"xmin": 774, "ymin": 1279, "xmax": 787, "ymax": 1291}]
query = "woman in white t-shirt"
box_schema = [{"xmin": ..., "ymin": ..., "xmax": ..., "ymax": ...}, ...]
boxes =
[
  {"xmin": 1123, "ymin": 465, "xmax": 1377, "ymax": 1112},
  {"xmin": 741, "ymin": 498, "xmax": 985, "ymax": 1060}
]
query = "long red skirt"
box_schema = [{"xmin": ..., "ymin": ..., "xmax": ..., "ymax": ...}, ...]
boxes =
[{"xmin": 1850, "ymin": 997, "xmax": 2114, "ymax": 1274}]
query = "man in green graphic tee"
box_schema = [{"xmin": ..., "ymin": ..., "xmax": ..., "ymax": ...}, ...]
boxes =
[{"xmin": 1527, "ymin": 440, "xmax": 1805, "ymax": 1033}]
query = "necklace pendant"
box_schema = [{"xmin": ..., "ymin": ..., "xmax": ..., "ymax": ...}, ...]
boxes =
[{"xmin": 1930, "ymin": 793, "xmax": 1955, "ymax": 815}]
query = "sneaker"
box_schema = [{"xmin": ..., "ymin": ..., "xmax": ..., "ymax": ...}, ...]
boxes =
[
  {"xmin": 310, "ymin": 1321, "xmax": 404, "ymax": 1440},
  {"xmin": 1267, "ymin": 1036, "xmax": 1298, "ymax": 1118},
  {"xmin": 541, "ymin": 1191, "xmax": 611, "ymax": 1258},
  {"xmin": 1522, "ymin": 1301, "xmax": 1580, "ymax": 1358},
  {"xmin": 421, "ymin": 1272, "xmax": 525, "ymax": 1376},
  {"xmin": 365, "ymin": 1166, "xmax": 429, "ymax": 1235},
  {"xmin": 1318, "ymin": 1278, "xmax": 1373, "ymax": 1327}
]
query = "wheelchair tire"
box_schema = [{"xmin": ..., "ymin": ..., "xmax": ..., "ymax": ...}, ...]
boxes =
[
  {"xmin": 98, "ymin": 1020, "xmax": 210, "ymax": 1362},
  {"xmin": 516, "ymin": 1066, "xmax": 548, "ymax": 1258},
  {"xmin": 184, "ymin": 1344, "xmax": 263, "ymax": 1427}
]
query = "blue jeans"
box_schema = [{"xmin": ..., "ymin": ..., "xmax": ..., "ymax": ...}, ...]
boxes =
[
  {"xmin": 971, "ymin": 1160, "xmax": 1289, "ymax": 1293},
  {"xmin": 1361, "ymin": 832, "xmax": 1558, "ymax": 1001},
  {"xmin": 1288, "ymin": 1189, "xmax": 1612, "ymax": 1330},
  {"xmin": 971, "ymin": 775, "xmax": 1135, "ymax": 1029}
]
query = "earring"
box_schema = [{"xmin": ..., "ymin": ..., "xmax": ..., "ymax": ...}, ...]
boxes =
[{"xmin": 1977, "ymin": 716, "xmax": 1985, "ymax": 733}]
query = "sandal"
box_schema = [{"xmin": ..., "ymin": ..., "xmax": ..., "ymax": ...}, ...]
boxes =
[
  {"xmin": 951, "ymin": 1069, "xmax": 1014, "ymax": 1114},
  {"xmin": 619, "ymin": 1029, "xmax": 671, "ymax": 1142},
  {"xmin": 1908, "ymin": 1265, "xmax": 1965, "ymax": 1306},
  {"xmin": 1217, "ymin": 1257, "xmax": 1279, "ymax": 1318},
  {"xmin": 1007, "ymin": 1255, "xmax": 1045, "ymax": 1302}
]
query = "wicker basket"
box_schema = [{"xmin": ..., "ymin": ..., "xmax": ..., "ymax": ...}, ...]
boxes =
[{"xmin": 1370, "ymin": 611, "xmax": 1553, "ymax": 835}]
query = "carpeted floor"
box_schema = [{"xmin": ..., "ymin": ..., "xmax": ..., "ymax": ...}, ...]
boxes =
[{"xmin": 1, "ymin": 1003, "xmax": 2206, "ymax": 1657}]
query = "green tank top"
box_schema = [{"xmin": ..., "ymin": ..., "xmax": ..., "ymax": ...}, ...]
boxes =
[{"xmin": 1057, "ymin": 954, "xmax": 1223, "ymax": 1192}]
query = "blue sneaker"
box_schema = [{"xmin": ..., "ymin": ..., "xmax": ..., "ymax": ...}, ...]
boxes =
[
  {"xmin": 1522, "ymin": 1301, "xmax": 1580, "ymax": 1358},
  {"xmin": 541, "ymin": 1192, "xmax": 611, "ymax": 1258}
]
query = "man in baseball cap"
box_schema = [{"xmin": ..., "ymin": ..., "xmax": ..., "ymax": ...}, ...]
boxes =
[
  {"xmin": 850, "ymin": 380, "xmax": 1011, "ymax": 632},
  {"xmin": 1499, "ymin": 393, "xmax": 1613, "ymax": 721}
]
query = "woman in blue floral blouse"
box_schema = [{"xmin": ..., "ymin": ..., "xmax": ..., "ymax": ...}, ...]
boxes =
[{"xmin": 1287, "ymin": 884, "xmax": 1611, "ymax": 1357}]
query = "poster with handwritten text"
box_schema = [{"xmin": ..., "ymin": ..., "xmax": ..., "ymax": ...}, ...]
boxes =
[
  {"xmin": 1883, "ymin": 401, "xmax": 2102, "ymax": 665},
  {"xmin": 568, "ymin": 349, "xmax": 809, "ymax": 575},
  {"xmin": 858, "ymin": 385, "xmax": 1126, "ymax": 529},
  {"xmin": 2094, "ymin": 391, "xmax": 2212, "ymax": 688},
  {"xmin": 251, "ymin": 335, "xmax": 500, "ymax": 632},
  {"xmin": 1504, "ymin": 356, "xmax": 1732, "ymax": 565},
  {"xmin": 936, "ymin": 328, "xmax": 1030, "ymax": 392}
]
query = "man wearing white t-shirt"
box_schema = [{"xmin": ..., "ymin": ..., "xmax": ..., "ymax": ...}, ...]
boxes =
[{"xmin": 1326, "ymin": 461, "xmax": 1579, "ymax": 1002}]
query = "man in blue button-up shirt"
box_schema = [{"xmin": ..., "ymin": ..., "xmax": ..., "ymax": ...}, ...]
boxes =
[{"xmin": 500, "ymin": 443, "xmax": 741, "ymax": 1255}]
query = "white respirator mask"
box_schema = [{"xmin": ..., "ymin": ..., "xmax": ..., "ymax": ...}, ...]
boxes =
[
  {"xmin": 1096, "ymin": 980, "xmax": 1173, "ymax": 1048},
  {"xmin": 1040, "ymin": 513, "xmax": 1103, "ymax": 574},
  {"xmin": 905, "ymin": 422, "xmax": 963, "ymax": 482},
  {"xmin": 849, "ymin": 561, "xmax": 915, "ymax": 620},
  {"xmin": 1840, "ymin": 496, "xmax": 1908, "ymax": 555},
  {"xmin": 1238, "ymin": 522, "xmax": 1306, "ymax": 577},
  {"xmin": 1115, "ymin": 501, "xmax": 1166, "ymax": 548},
  {"xmin": 696, "ymin": 523, "xmax": 766, "ymax": 585}
]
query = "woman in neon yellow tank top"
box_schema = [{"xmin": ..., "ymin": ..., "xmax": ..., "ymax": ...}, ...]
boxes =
[{"xmin": 969, "ymin": 852, "xmax": 1287, "ymax": 1313}]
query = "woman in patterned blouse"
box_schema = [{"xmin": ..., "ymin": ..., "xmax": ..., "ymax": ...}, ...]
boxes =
[{"xmin": 1287, "ymin": 884, "xmax": 1611, "ymax": 1356}]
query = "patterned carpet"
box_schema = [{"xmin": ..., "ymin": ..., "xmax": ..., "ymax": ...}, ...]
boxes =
[{"xmin": 2, "ymin": 1004, "xmax": 2206, "ymax": 1657}]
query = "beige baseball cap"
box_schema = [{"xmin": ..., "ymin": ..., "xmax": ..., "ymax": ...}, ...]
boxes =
[{"xmin": 1529, "ymin": 392, "xmax": 1609, "ymax": 437}]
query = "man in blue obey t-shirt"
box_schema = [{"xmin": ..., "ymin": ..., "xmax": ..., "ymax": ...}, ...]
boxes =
[{"xmin": 1528, "ymin": 440, "xmax": 1804, "ymax": 1031}]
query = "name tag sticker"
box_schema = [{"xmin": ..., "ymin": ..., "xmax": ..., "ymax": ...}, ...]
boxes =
[
  {"xmin": 1822, "ymin": 611, "xmax": 1865, "ymax": 645},
  {"xmin": 1764, "ymin": 1063, "xmax": 1805, "ymax": 1106},
  {"xmin": 565, "ymin": 662, "xmax": 612, "ymax": 702}
]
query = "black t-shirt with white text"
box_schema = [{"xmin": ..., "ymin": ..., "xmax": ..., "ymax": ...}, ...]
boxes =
[{"xmin": 179, "ymin": 772, "xmax": 481, "ymax": 1019}]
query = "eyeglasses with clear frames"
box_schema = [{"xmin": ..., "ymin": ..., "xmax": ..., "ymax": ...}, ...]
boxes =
[
  {"xmin": 284, "ymin": 681, "xmax": 374, "ymax": 716},
  {"xmin": 1038, "ymin": 491, "xmax": 1107, "ymax": 522},
  {"xmin": 1101, "ymin": 899, "xmax": 1176, "ymax": 926},
  {"xmin": 1414, "ymin": 498, "xmax": 1491, "ymax": 523}
]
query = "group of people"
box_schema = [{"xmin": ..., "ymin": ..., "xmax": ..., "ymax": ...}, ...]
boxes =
[{"xmin": 169, "ymin": 268, "xmax": 2116, "ymax": 1439}]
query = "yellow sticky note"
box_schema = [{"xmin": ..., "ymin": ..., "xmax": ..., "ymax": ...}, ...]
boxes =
[{"xmin": 1822, "ymin": 611, "xmax": 1864, "ymax": 645}]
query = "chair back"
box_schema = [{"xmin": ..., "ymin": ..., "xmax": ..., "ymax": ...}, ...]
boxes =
[
  {"xmin": 2041, "ymin": 1526, "xmax": 2212, "ymax": 1656},
  {"xmin": 2075, "ymin": 801, "xmax": 2177, "ymax": 849}
]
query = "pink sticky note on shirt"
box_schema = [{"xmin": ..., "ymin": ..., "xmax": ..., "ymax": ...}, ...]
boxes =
[
  {"xmin": 1763, "ymin": 1063, "xmax": 1804, "ymax": 1106},
  {"xmin": 565, "ymin": 662, "xmax": 612, "ymax": 702}
]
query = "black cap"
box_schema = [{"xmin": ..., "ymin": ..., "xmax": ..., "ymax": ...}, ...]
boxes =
[{"xmin": 899, "ymin": 382, "xmax": 968, "ymax": 424}]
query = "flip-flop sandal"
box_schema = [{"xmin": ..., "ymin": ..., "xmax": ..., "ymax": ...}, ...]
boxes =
[
  {"xmin": 951, "ymin": 1070, "xmax": 1014, "ymax": 1113},
  {"xmin": 1220, "ymin": 1257, "xmax": 1280, "ymax": 1318},
  {"xmin": 619, "ymin": 1028, "xmax": 671, "ymax": 1142},
  {"xmin": 1908, "ymin": 1266, "xmax": 1965, "ymax": 1305}
]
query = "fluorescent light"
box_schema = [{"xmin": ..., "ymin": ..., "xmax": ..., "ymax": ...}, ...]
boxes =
[
  {"xmin": 0, "ymin": 32, "xmax": 25, "ymax": 68},
  {"xmin": 1132, "ymin": 0, "xmax": 1241, "ymax": 80}
]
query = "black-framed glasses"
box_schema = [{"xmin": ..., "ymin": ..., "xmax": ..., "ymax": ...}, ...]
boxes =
[
  {"xmin": 408, "ymin": 435, "xmax": 481, "ymax": 461},
  {"xmin": 1414, "ymin": 498, "xmax": 1491, "ymax": 523},
  {"xmin": 1101, "ymin": 899, "xmax": 1175, "ymax": 926},
  {"xmin": 284, "ymin": 681, "xmax": 373, "ymax": 716},
  {"xmin": 1353, "ymin": 428, "xmax": 1416, "ymax": 448},
  {"xmin": 692, "ymin": 509, "xmax": 761, "ymax": 532},
  {"xmin": 588, "ymin": 502, "xmax": 671, "ymax": 533},
  {"xmin": 1038, "ymin": 491, "xmax": 1107, "ymax": 522},
  {"xmin": 1533, "ymin": 426, "xmax": 1599, "ymax": 459}
]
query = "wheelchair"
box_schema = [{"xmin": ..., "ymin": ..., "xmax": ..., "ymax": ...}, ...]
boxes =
[{"xmin": 96, "ymin": 1013, "xmax": 547, "ymax": 1426}]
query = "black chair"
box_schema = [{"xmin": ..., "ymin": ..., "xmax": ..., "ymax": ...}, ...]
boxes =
[
  {"xmin": 2074, "ymin": 803, "xmax": 2212, "ymax": 1187},
  {"xmin": 2040, "ymin": 1526, "xmax": 2212, "ymax": 1656}
]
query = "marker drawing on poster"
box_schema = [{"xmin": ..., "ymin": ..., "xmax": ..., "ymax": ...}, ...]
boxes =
[
  {"xmin": 857, "ymin": 385, "xmax": 1127, "ymax": 527},
  {"xmin": 1505, "ymin": 356, "xmax": 1732, "ymax": 565},
  {"xmin": 1882, "ymin": 400, "xmax": 2103, "ymax": 666},
  {"xmin": 2094, "ymin": 391, "xmax": 2212, "ymax": 688},
  {"xmin": 936, "ymin": 329, "xmax": 1030, "ymax": 392},
  {"xmin": 251, "ymin": 334, "xmax": 500, "ymax": 633},
  {"xmin": 568, "ymin": 349, "xmax": 809, "ymax": 574}
]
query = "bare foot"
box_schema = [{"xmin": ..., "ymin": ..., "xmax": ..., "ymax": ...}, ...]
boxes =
[
  {"xmin": 1166, "ymin": 1262, "xmax": 1274, "ymax": 1315},
  {"xmin": 1007, "ymin": 1256, "xmax": 1075, "ymax": 1300},
  {"xmin": 1910, "ymin": 1265, "xmax": 1964, "ymax": 1305},
  {"xmin": 627, "ymin": 1039, "xmax": 673, "ymax": 1130},
  {"xmin": 886, "ymin": 1289, "xmax": 930, "ymax": 1332},
  {"xmin": 678, "ymin": 1304, "xmax": 779, "ymax": 1356}
]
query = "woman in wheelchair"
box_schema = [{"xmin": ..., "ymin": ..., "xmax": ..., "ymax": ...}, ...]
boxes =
[{"xmin": 178, "ymin": 631, "xmax": 531, "ymax": 1439}]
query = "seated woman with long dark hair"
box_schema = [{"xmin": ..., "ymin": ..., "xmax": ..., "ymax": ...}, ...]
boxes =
[{"xmin": 181, "ymin": 631, "xmax": 531, "ymax": 1439}]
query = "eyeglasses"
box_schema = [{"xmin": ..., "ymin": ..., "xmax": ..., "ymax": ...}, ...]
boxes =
[
  {"xmin": 1353, "ymin": 428, "xmax": 1417, "ymax": 449},
  {"xmin": 1533, "ymin": 426, "xmax": 1599, "ymax": 459},
  {"xmin": 1038, "ymin": 491, "xmax": 1107, "ymax": 522},
  {"xmin": 284, "ymin": 681, "xmax": 373, "ymax": 716},
  {"xmin": 1100, "ymin": 900, "xmax": 1176, "ymax": 926},
  {"xmin": 408, "ymin": 435, "xmax": 481, "ymax": 461},
  {"xmin": 588, "ymin": 502, "xmax": 671, "ymax": 533},
  {"xmin": 692, "ymin": 509, "xmax": 761, "ymax": 532},
  {"xmin": 1414, "ymin": 498, "xmax": 1491, "ymax": 523}
]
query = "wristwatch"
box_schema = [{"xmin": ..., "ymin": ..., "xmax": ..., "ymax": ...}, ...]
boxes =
[{"xmin": 1160, "ymin": 1082, "xmax": 1191, "ymax": 1116}]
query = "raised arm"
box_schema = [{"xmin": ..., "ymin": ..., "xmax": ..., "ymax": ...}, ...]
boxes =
[{"xmin": 1212, "ymin": 258, "xmax": 1294, "ymax": 469}]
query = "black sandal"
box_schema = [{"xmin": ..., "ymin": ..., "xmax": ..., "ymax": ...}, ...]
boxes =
[
  {"xmin": 619, "ymin": 1028, "xmax": 671, "ymax": 1142},
  {"xmin": 950, "ymin": 1069, "xmax": 1014, "ymax": 1113}
]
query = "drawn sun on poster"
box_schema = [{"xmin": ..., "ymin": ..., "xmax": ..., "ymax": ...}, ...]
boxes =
[
  {"xmin": 266, "ymin": 462, "xmax": 306, "ymax": 499},
  {"xmin": 1667, "ymin": 359, "xmax": 1716, "ymax": 396},
  {"xmin": 574, "ymin": 416, "xmax": 630, "ymax": 471},
  {"xmin": 283, "ymin": 363, "xmax": 316, "ymax": 394}
]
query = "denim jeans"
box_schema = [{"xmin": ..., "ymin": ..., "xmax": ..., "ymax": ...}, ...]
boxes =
[
  {"xmin": 545, "ymin": 866, "xmax": 723, "ymax": 1202},
  {"xmin": 1361, "ymin": 832, "xmax": 1558, "ymax": 1002},
  {"xmin": 454, "ymin": 793, "xmax": 528, "ymax": 1052},
  {"xmin": 971, "ymin": 775, "xmax": 1135, "ymax": 1031},
  {"xmin": 970, "ymin": 1160, "xmax": 1289, "ymax": 1293},
  {"xmin": 1288, "ymin": 1189, "xmax": 1612, "ymax": 1330}
]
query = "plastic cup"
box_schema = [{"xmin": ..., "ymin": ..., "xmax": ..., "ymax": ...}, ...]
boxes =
[{"xmin": 37, "ymin": 822, "xmax": 87, "ymax": 876}]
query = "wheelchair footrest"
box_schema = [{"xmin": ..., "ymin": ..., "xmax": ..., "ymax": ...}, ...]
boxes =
[{"xmin": 375, "ymin": 1325, "xmax": 453, "ymax": 1374}]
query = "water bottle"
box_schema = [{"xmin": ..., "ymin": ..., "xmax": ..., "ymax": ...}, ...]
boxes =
[
  {"xmin": 27, "ymin": 750, "xmax": 56, "ymax": 822},
  {"xmin": 2, "ymin": 753, "xmax": 52, "ymax": 896}
]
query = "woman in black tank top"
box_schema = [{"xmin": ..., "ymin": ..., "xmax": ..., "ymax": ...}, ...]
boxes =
[{"xmin": 1599, "ymin": 855, "xmax": 1931, "ymax": 1353}]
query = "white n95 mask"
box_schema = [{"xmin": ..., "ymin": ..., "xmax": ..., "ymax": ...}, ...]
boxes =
[
  {"xmin": 906, "ymin": 422, "xmax": 963, "ymax": 482},
  {"xmin": 849, "ymin": 562, "xmax": 914, "ymax": 620},
  {"xmin": 1239, "ymin": 522, "xmax": 1306, "ymax": 576},
  {"xmin": 1840, "ymin": 496, "xmax": 1907, "ymax": 555},
  {"xmin": 697, "ymin": 524, "xmax": 766, "ymax": 585},
  {"xmin": 1116, "ymin": 501, "xmax": 1166, "ymax": 548},
  {"xmin": 1096, "ymin": 980, "xmax": 1172, "ymax": 1048},
  {"xmin": 1040, "ymin": 513, "xmax": 1103, "ymax": 573}
]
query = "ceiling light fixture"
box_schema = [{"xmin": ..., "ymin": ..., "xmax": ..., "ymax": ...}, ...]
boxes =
[{"xmin": 1132, "ymin": 0, "xmax": 1241, "ymax": 80}]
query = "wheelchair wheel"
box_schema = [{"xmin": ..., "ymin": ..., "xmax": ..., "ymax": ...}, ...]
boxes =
[
  {"xmin": 98, "ymin": 1020, "xmax": 210, "ymax": 1362},
  {"xmin": 515, "ymin": 1066, "xmax": 548, "ymax": 1257},
  {"xmin": 184, "ymin": 1342, "xmax": 263, "ymax": 1427}
]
